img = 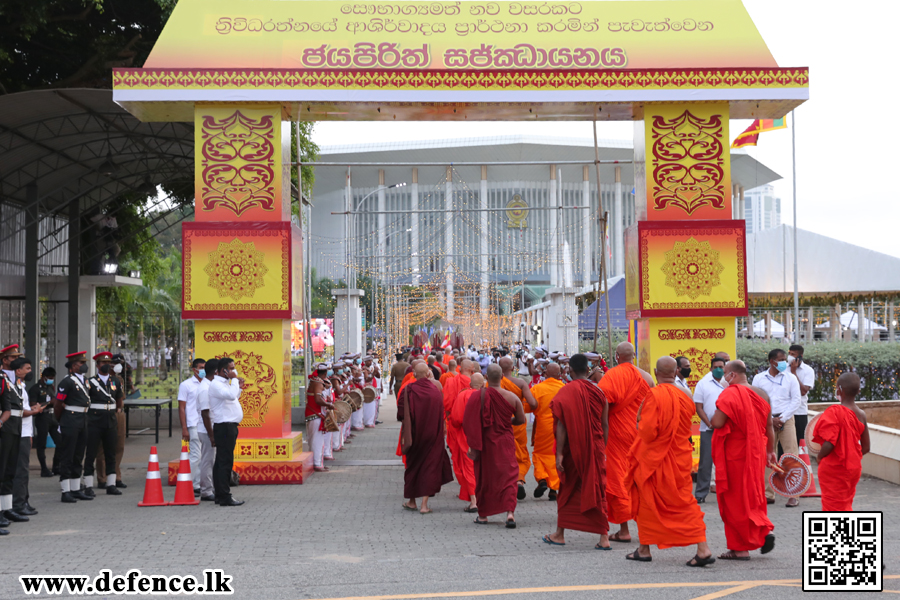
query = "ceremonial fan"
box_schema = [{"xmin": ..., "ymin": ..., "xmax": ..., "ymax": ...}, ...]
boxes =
[{"xmin": 768, "ymin": 453, "xmax": 812, "ymax": 498}]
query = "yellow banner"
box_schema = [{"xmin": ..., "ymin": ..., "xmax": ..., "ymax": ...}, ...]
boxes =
[{"xmin": 147, "ymin": 0, "xmax": 776, "ymax": 70}]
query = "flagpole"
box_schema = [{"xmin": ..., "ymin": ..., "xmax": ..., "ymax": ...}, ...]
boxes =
[{"xmin": 792, "ymin": 110, "xmax": 800, "ymax": 340}]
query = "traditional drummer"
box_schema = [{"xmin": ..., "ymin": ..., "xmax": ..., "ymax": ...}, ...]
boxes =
[{"xmin": 304, "ymin": 363, "xmax": 335, "ymax": 473}]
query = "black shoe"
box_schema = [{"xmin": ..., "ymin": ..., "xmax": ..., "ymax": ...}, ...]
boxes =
[
  {"xmin": 106, "ymin": 486, "xmax": 122, "ymax": 496},
  {"xmin": 766, "ymin": 498, "xmax": 775, "ymax": 505},
  {"xmin": 218, "ymin": 497, "xmax": 244, "ymax": 507},
  {"xmin": 61, "ymin": 492, "xmax": 77, "ymax": 503},
  {"xmin": 200, "ymin": 495, "xmax": 216, "ymax": 502},
  {"xmin": 0, "ymin": 516, "xmax": 9, "ymax": 527},
  {"xmin": 82, "ymin": 487, "xmax": 95, "ymax": 499},
  {"xmin": 548, "ymin": 489, "xmax": 558, "ymax": 501},
  {"xmin": 16, "ymin": 506, "xmax": 37, "ymax": 516},
  {"xmin": 517, "ymin": 484, "xmax": 526, "ymax": 500},
  {"xmin": 69, "ymin": 490, "xmax": 92, "ymax": 501},
  {"xmin": 25, "ymin": 503, "xmax": 38, "ymax": 514},
  {"xmin": 0, "ymin": 528, "xmax": 8, "ymax": 536},
  {"xmin": 696, "ymin": 497, "xmax": 706, "ymax": 504},
  {"xmin": 194, "ymin": 488, "xmax": 201, "ymax": 497},
  {"xmin": 4, "ymin": 510, "xmax": 29, "ymax": 523},
  {"xmin": 40, "ymin": 468, "xmax": 53, "ymax": 478},
  {"xmin": 115, "ymin": 481, "xmax": 127, "ymax": 489},
  {"xmin": 534, "ymin": 479, "xmax": 548, "ymax": 498},
  {"xmin": 97, "ymin": 482, "xmax": 107, "ymax": 490}
]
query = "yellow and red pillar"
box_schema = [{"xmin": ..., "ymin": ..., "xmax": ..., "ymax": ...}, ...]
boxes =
[{"xmin": 625, "ymin": 102, "xmax": 748, "ymax": 469}]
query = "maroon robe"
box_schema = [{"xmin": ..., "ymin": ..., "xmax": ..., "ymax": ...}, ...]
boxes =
[
  {"xmin": 462, "ymin": 386, "xmax": 518, "ymax": 518},
  {"xmin": 402, "ymin": 379, "xmax": 453, "ymax": 499},
  {"xmin": 551, "ymin": 379, "xmax": 609, "ymax": 534}
]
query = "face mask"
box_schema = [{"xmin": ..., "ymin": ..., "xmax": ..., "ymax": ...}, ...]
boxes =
[
  {"xmin": 113, "ymin": 364, "xmax": 123, "ymax": 374},
  {"xmin": 776, "ymin": 360, "xmax": 788, "ymax": 372},
  {"xmin": 198, "ymin": 369, "xmax": 206, "ymax": 378},
  {"xmin": 45, "ymin": 379, "xmax": 54, "ymax": 386},
  {"xmin": 679, "ymin": 367, "xmax": 691, "ymax": 379},
  {"xmin": 23, "ymin": 372, "xmax": 34, "ymax": 382},
  {"xmin": 78, "ymin": 363, "xmax": 89, "ymax": 374},
  {"xmin": 355, "ymin": 359, "xmax": 361, "ymax": 365},
  {"xmin": 99, "ymin": 364, "xmax": 111, "ymax": 375},
  {"xmin": 336, "ymin": 369, "xmax": 343, "ymax": 375},
  {"xmin": 326, "ymin": 369, "xmax": 334, "ymax": 377},
  {"xmin": 711, "ymin": 367, "xmax": 724, "ymax": 380}
]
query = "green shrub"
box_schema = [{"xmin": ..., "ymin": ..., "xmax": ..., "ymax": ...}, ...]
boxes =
[
  {"xmin": 291, "ymin": 355, "xmax": 305, "ymax": 376},
  {"xmin": 736, "ymin": 340, "xmax": 900, "ymax": 403}
]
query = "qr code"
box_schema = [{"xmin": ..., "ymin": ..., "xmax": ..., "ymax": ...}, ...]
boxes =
[{"xmin": 803, "ymin": 512, "xmax": 882, "ymax": 591}]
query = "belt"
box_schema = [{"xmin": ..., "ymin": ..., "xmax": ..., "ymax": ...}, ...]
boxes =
[
  {"xmin": 65, "ymin": 405, "xmax": 88, "ymax": 413},
  {"xmin": 8, "ymin": 410, "xmax": 22, "ymax": 417},
  {"xmin": 89, "ymin": 403, "xmax": 115, "ymax": 410},
  {"xmin": 305, "ymin": 414, "xmax": 321, "ymax": 423}
]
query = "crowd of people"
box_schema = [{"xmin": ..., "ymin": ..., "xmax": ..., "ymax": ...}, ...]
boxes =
[{"xmin": 388, "ymin": 341, "xmax": 871, "ymax": 565}]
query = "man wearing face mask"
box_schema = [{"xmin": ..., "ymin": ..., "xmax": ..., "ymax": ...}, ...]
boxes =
[
  {"xmin": 96, "ymin": 355, "xmax": 128, "ymax": 490},
  {"xmin": 693, "ymin": 357, "xmax": 728, "ymax": 504},
  {"xmin": 83, "ymin": 352, "xmax": 122, "ymax": 497},
  {"xmin": 788, "ymin": 345, "xmax": 815, "ymax": 444},
  {"xmin": 29, "ymin": 367, "xmax": 61, "ymax": 478},
  {"xmin": 673, "ymin": 356, "xmax": 693, "ymax": 398},
  {"xmin": 1, "ymin": 354, "xmax": 42, "ymax": 527},
  {"xmin": 53, "ymin": 351, "xmax": 93, "ymax": 503},
  {"xmin": 178, "ymin": 358, "xmax": 206, "ymax": 496},
  {"xmin": 208, "ymin": 357, "xmax": 245, "ymax": 506},
  {"xmin": 751, "ymin": 348, "xmax": 802, "ymax": 507}
]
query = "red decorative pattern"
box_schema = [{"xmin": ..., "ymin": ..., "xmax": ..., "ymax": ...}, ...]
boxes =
[
  {"xmin": 203, "ymin": 331, "xmax": 274, "ymax": 343},
  {"xmin": 168, "ymin": 452, "xmax": 313, "ymax": 485},
  {"xmin": 650, "ymin": 110, "xmax": 725, "ymax": 215},
  {"xmin": 199, "ymin": 110, "xmax": 276, "ymax": 217},
  {"xmin": 670, "ymin": 347, "xmax": 715, "ymax": 391},
  {"xmin": 658, "ymin": 328, "xmax": 726, "ymax": 341}
]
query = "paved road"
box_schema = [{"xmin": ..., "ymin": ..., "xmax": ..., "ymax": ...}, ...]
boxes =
[{"xmin": 2, "ymin": 395, "xmax": 896, "ymax": 599}]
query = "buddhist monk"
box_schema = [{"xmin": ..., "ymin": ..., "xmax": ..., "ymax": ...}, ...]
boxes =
[
  {"xmin": 813, "ymin": 372, "xmax": 870, "ymax": 511},
  {"xmin": 396, "ymin": 360, "xmax": 432, "ymax": 465},
  {"xmin": 709, "ymin": 360, "xmax": 777, "ymax": 560},
  {"xmin": 464, "ymin": 364, "xmax": 525, "ymax": 528},
  {"xmin": 625, "ymin": 356, "xmax": 714, "ymax": 567},
  {"xmin": 449, "ymin": 373, "xmax": 483, "ymax": 512},
  {"xmin": 542, "ymin": 354, "xmax": 610, "ymax": 550},
  {"xmin": 498, "ymin": 356, "xmax": 537, "ymax": 500},
  {"xmin": 439, "ymin": 360, "xmax": 458, "ymax": 387},
  {"xmin": 401, "ymin": 363, "xmax": 453, "ymax": 514},
  {"xmin": 528, "ymin": 362, "xmax": 564, "ymax": 499},
  {"xmin": 598, "ymin": 342, "xmax": 654, "ymax": 543}
]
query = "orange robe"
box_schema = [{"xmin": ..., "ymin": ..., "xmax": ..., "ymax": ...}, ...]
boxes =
[
  {"xmin": 552, "ymin": 379, "xmax": 608, "ymax": 534},
  {"xmin": 598, "ymin": 363, "xmax": 649, "ymax": 524},
  {"xmin": 448, "ymin": 388, "xmax": 477, "ymax": 500},
  {"xmin": 529, "ymin": 377, "xmax": 564, "ymax": 490},
  {"xmin": 712, "ymin": 385, "xmax": 774, "ymax": 551},
  {"xmin": 502, "ymin": 376, "xmax": 530, "ymax": 482},
  {"xmin": 439, "ymin": 370, "xmax": 456, "ymax": 387},
  {"xmin": 813, "ymin": 405, "xmax": 866, "ymax": 511},
  {"xmin": 626, "ymin": 384, "xmax": 706, "ymax": 548}
]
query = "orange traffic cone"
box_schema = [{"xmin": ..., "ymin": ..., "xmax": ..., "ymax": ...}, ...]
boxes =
[
  {"xmin": 169, "ymin": 441, "xmax": 199, "ymax": 506},
  {"xmin": 799, "ymin": 439, "xmax": 822, "ymax": 498},
  {"xmin": 137, "ymin": 446, "xmax": 168, "ymax": 507}
]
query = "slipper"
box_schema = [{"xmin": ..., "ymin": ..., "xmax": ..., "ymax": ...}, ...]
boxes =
[
  {"xmin": 420, "ymin": 509, "xmax": 433, "ymax": 515},
  {"xmin": 595, "ymin": 543, "xmax": 612, "ymax": 551},
  {"xmin": 625, "ymin": 549, "xmax": 651, "ymax": 562},
  {"xmin": 534, "ymin": 480, "xmax": 548, "ymax": 498},
  {"xmin": 785, "ymin": 500, "xmax": 799, "ymax": 508},
  {"xmin": 761, "ymin": 534, "xmax": 775, "ymax": 555},
  {"xmin": 609, "ymin": 532, "xmax": 632, "ymax": 543},
  {"xmin": 463, "ymin": 506, "xmax": 478, "ymax": 513},
  {"xmin": 402, "ymin": 504, "xmax": 417, "ymax": 512},
  {"xmin": 506, "ymin": 518, "xmax": 517, "ymax": 529},
  {"xmin": 686, "ymin": 554, "xmax": 716, "ymax": 567},
  {"xmin": 517, "ymin": 484, "xmax": 526, "ymax": 500},
  {"xmin": 474, "ymin": 518, "xmax": 488, "ymax": 525},
  {"xmin": 718, "ymin": 551, "xmax": 750, "ymax": 561},
  {"xmin": 542, "ymin": 535, "xmax": 565, "ymax": 546}
]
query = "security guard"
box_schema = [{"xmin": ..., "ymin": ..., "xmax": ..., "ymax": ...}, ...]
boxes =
[
  {"xmin": 83, "ymin": 352, "xmax": 121, "ymax": 497},
  {"xmin": 1, "ymin": 353, "xmax": 36, "ymax": 529},
  {"xmin": 54, "ymin": 351, "xmax": 93, "ymax": 503},
  {"xmin": 95, "ymin": 353, "xmax": 128, "ymax": 489}
]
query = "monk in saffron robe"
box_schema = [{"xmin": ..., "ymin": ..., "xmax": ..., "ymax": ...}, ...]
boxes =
[
  {"xmin": 499, "ymin": 357, "xmax": 537, "ymax": 500},
  {"xmin": 528, "ymin": 362, "xmax": 565, "ymax": 499},
  {"xmin": 443, "ymin": 360, "xmax": 477, "ymax": 510},
  {"xmin": 813, "ymin": 372, "xmax": 870, "ymax": 511},
  {"xmin": 542, "ymin": 354, "xmax": 610, "ymax": 549},
  {"xmin": 598, "ymin": 342, "xmax": 654, "ymax": 543},
  {"xmin": 401, "ymin": 363, "xmax": 454, "ymax": 514},
  {"xmin": 710, "ymin": 360, "xmax": 777, "ymax": 560},
  {"xmin": 625, "ymin": 356, "xmax": 714, "ymax": 567},
  {"xmin": 464, "ymin": 364, "xmax": 525, "ymax": 528},
  {"xmin": 439, "ymin": 360, "xmax": 458, "ymax": 387}
]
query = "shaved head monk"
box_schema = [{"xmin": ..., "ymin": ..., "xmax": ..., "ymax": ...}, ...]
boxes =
[
  {"xmin": 401, "ymin": 363, "xmax": 453, "ymax": 514},
  {"xmin": 439, "ymin": 360, "xmax": 458, "ymax": 387},
  {"xmin": 812, "ymin": 372, "xmax": 870, "ymax": 511},
  {"xmin": 396, "ymin": 360, "xmax": 434, "ymax": 464},
  {"xmin": 444, "ymin": 360, "xmax": 478, "ymax": 511},
  {"xmin": 709, "ymin": 360, "xmax": 776, "ymax": 560},
  {"xmin": 528, "ymin": 362, "xmax": 564, "ymax": 500},
  {"xmin": 598, "ymin": 342, "xmax": 654, "ymax": 543},
  {"xmin": 542, "ymin": 354, "xmax": 610, "ymax": 550},
  {"xmin": 625, "ymin": 356, "xmax": 714, "ymax": 567},
  {"xmin": 498, "ymin": 356, "xmax": 538, "ymax": 500},
  {"xmin": 464, "ymin": 364, "xmax": 526, "ymax": 528}
]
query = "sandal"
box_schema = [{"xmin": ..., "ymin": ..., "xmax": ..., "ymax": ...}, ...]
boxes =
[
  {"xmin": 761, "ymin": 534, "xmax": 775, "ymax": 555},
  {"xmin": 463, "ymin": 506, "xmax": 478, "ymax": 513},
  {"xmin": 474, "ymin": 517, "xmax": 488, "ymax": 525},
  {"xmin": 625, "ymin": 549, "xmax": 651, "ymax": 562},
  {"xmin": 686, "ymin": 554, "xmax": 716, "ymax": 567},
  {"xmin": 718, "ymin": 550, "xmax": 750, "ymax": 561},
  {"xmin": 595, "ymin": 543, "xmax": 612, "ymax": 551},
  {"xmin": 402, "ymin": 503, "xmax": 417, "ymax": 512},
  {"xmin": 609, "ymin": 532, "xmax": 632, "ymax": 543},
  {"xmin": 542, "ymin": 535, "xmax": 565, "ymax": 546},
  {"xmin": 506, "ymin": 518, "xmax": 517, "ymax": 529}
]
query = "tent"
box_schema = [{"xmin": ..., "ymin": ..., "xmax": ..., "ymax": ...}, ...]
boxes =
[
  {"xmin": 578, "ymin": 276, "xmax": 628, "ymax": 331},
  {"xmin": 740, "ymin": 319, "xmax": 786, "ymax": 338},
  {"xmin": 817, "ymin": 311, "xmax": 887, "ymax": 332}
]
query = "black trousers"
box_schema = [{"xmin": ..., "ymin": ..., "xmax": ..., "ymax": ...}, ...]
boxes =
[
  {"xmin": 83, "ymin": 412, "xmax": 117, "ymax": 480},
  {"xmin": 0, "ymin": 431, "xmax": 21, "ymax": 496},
  {"xmin": 794, "ymin": 413, "xmax": 808, "ymax": 442},
  {"xmin": 58, "ymin": 414, "xmax": 88, "ymax": 482},
  {"xmin": 33, "ymin": 413, "xmax": 60, "ymax": 471},
  {"xmin": 212, "ymin": 422, "xmax": 239, "ymax": 500},
  {"xmin": 12, "ymin": 436, "xmax": 30, "ymax": 510}
]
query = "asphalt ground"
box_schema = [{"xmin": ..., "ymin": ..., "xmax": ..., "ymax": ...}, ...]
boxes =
[{"xmin": 2, "ymin": 395, "xmax": 897, "ymax": 599}]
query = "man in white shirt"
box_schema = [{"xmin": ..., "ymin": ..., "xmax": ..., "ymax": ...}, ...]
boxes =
[
  {"xmin": 208, "ymin": 357, "xmax": 244, "ymax": 507},
  {"xmin": 14, "ymin": 372, "xmax": 45, "ymax": 516},
  {"xmin": 178, "ymin": 358, "xmax": 205, "ymax": 496},
  {"xmin": 693, "ymin": 356, "xmax": 728, "ymax": 503},
  {"xmin": 788, "ymin": 344, "xmax": 816, "ymax": 443},
  {"xmin": 674, "ymin": 356, "xmax": 693, "ymax": 398},
  {"xmin": 751, "ymin": 348, "xmax": 802, "ymax": 507},
  {"xmin": 194, "ymin": 358, "xmax": 217, "ymax": 502}
]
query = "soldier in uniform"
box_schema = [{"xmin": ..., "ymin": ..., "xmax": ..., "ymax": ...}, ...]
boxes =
[
  {"xmin": 1, "ymin": 353, "xmax": 39, "ymax": 529},
  {"xmin": 82, "ymin": 352, "xmax": 122, "ymax": 497},
  {"xmin": 96, "ymin": 353, "xmax": 128, "ymax": 490},
  {"xmin": 54, "ymin": 351, "xmax": 93, "ymax": 503},
  {"xmin": 29, "ymin": 367, "xmax": 61, "ymax": 477}
]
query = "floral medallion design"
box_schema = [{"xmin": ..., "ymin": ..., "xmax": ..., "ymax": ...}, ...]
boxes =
[
  {"xmin": 204, "ymin": 238, "xmax": 268, "ymax": 301},
  {"xmin": 661, "ymin": 237, "xmax": 723, "ymax": 299}
]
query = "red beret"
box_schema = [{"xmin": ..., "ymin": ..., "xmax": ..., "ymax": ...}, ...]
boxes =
[
  {"xmin": 93, "ymin": 352, "xmax": 113, "ymax": 362},
  {"xmin": 66, "ymin": 351, "xmax": 88, "ymax": 361}
]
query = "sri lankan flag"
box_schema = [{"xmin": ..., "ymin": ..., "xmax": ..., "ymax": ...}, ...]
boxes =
[{"xmin": 731, "ymin": 117, "xmax": 787, "ymax": 148}]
